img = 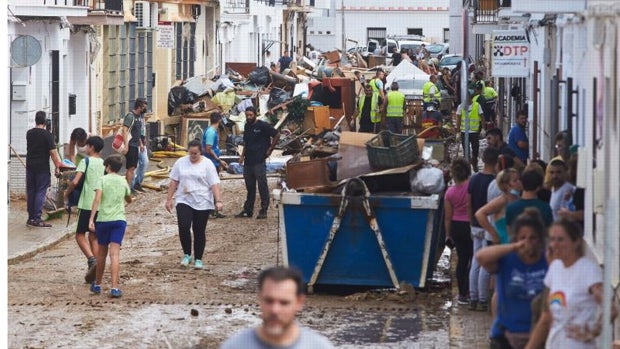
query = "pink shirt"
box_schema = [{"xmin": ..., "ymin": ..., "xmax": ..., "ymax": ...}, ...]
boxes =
[{"xmin": 445, "ymin": 181, "xmax": 470, "ymax": 222}]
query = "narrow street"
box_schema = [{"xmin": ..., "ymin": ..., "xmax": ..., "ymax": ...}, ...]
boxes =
[{"xmin": 8, "ymin": 174, "xmax": 487, "ymax": 348}]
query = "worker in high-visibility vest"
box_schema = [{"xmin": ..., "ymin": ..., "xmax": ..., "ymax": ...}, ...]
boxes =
[
  {"xmin": 352, "ymin": 85, "xmax": 380, "ymax": 133},
  {"xmin": 369, "ymin": 70, "xmax": 386, "ymax": 108},
  {"xmin": 385, "ymin": 82, "xmax": 406, "ymax": 134},
  {"xmin": 422, "ymin": 75, "xmax": 441, "ymax": 110},
  {"xmin": 455, "ymin": 92, "xmax": 483, "ymax": 172}
]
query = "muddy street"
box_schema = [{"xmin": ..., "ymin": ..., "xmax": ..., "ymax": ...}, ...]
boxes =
[{"xmin": 8, "ymin": 174, "xmax": 455, "ymax": 349}]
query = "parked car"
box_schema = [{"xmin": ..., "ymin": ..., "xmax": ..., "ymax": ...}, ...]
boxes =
[
  {"xmin": 399, "ymin": 40, "xmax": 426, "ymax": 55},
  {"xmin": 438, "ymin": 54, "xmax": 473, "ymax": 71},
  {"xmin": 347, "ymin": 46, "xmax": 369, "ymax": 57},
  {"xmin": 427, "ymin": 43, "xmax": 449, "ymax": 58},
  {"xmin": 389, "ymin": 74, "xmax": 430, "ymax": 100}
]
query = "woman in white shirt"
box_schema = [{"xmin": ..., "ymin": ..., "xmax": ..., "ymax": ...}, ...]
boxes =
[
  {"xmin": 165, "ymin": 140, "xmax": 223, "ymax": 270},
  {"xmin": 525, "ymin": 219, "xmax": 603, "ymax": 349}
]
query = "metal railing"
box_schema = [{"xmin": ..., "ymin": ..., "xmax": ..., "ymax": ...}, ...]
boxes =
[
  {"xmin": 89, "ymin": 0, "xmax": 122, "ymax": 12},
  {"xmin": 254, "ymin": 0, "xmax": 314, "ymax": 6},
  {"xmin": 472, "ymin": 0, "xmax": 511, "ymax": 24},
  {"xmin": 224, "ymin": 0, "xmax": 250, "ymax": 13}
]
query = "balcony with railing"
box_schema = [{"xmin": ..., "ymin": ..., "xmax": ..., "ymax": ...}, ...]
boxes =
[
  {"xmin": 254, "ymin": 0, "xmax": 315, "ymax": 7},
  {"xmin": 67, "ymin": 0, "xmax": 124, "ymax": 25},
  {"xmin": 472, "ymin": 0, "xmax": 512, "ymax": 24},
  {"xmin": 9, "ymin": 0, "xmax": 89, "ymax": 17},
  {"xmin": 223, "ymin": 0, "xmax": 250, "ymax": 13}
]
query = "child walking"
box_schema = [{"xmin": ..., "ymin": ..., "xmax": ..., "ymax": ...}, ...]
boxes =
[
  {"xmin": 63, "ymin": 136, "xmax": 105, "ymax": 283},
  {"xmin": 88, "ymin": 155, "xmax": 132, "ymax": 297}
]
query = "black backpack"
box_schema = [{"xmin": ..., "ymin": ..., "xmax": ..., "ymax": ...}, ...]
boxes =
[{"xmin": 68, "ymin": 157, "xmax": 89, "ymax": 207}]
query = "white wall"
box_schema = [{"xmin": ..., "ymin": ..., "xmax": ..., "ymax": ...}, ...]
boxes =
[
  {"xmin": 8, "ymin": 20, "xmax": 90, "ymax": 194},
  {"xmin": 220, "ymin": 4, "xmax": 283, "ymax": 65},
  {"xmin": 307, "ymin": 0, "xmax": 450, "ymax": 51}
]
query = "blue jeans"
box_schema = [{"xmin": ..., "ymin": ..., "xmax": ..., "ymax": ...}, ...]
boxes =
[
  {"xmin": 469, "ymin": 226, "xmax": 490, "ymax": 302},
  {"xmin": 26, "ymin": 168, "xmax": 51, "ymax": 222},
  {"xmin": 132, "ymin": 147, "xmax": 149, "ymax": 189},
  {"xmin": 243, "ymin": 163, "xmax": 269, "ymax": 215}
]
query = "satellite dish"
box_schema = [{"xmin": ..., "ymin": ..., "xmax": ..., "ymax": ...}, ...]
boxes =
[{"xmin": 11, "ymin": 35, "xmax": 42, "ymax": 67}]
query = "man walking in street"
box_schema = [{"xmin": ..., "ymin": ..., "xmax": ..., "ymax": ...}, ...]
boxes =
[
  {"xmin": 221, "ymin": 266, "xmax": 333, "ymax": 349},
  {"xmin": 203, "ymin": 112, "xmax": 228, "ymax": 219},
  {"xmin": 25, "ymin": 111, "xmax": 65, "ymax": 228},
  {"xmin": 485, "ymin": 128, "xmax": 519, "ymax": 165},
  {"xmin": 547, "ymin": 159, "xmax": 575, "ymax": 220},
  {"xmin": 122, "ymin": 98, "xmax": 147, "ymax": 192},
  {"xmin": 132, "ymin": 108, "xmax": 150, "ymax": 194},
  {"xmin": 467, "ymin": 147, "xmax": 499, "ymax": 312},
  {"xmin": 455, "ymin": 93, "xmax": 483, "ymax": 172},
  {"xmin": 236, "ymin": 106, "xmax": 280, "ymax": 219},
  {"xmin": 385, "ymin": 82, "xmax": 405, "ymax": 134},
  {"xmin": 508, "ymin": 109, "xmax": 529, "ymax": 163}
]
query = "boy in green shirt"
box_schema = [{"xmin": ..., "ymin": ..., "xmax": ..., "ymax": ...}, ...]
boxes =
[
  {"xmin": 63, "ymin": 136, "xmax": 105, "ymax": 283},
  {"xmin": 88, "ymin": 155, "xmax": 132, "ymax": 298}
]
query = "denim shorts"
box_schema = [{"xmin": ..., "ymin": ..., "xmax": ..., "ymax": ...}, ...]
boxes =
[{"xmin": 95, "ymin": 220, "xmax": 127, "ymax": 245}]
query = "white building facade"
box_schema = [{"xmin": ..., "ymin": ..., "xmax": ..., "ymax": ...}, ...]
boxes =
[
  {"xmin": 8, "ymin": 1, "xmax": 98, "ymax": 194},
  {"xmin": 307, "ymin": 0, "xmax": 450, "ymax": 52},
  {"xmin": 219, "ymin": 0, "xmax": 285, "ymax": 66},
  {"xmin": 488, "ymin": 0, "xmax": 620, "ymax": 344}
]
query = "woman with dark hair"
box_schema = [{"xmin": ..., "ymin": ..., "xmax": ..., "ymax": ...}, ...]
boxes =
[
  {"xmin": 477, "ymin": 208, "xmax": 548, "ymax": 349},
  {"xmin": 68, "ymin": 127, "xmax": 88, "ymax": 165},
  {"xmin": 444, "ymin": 158, "xmax": 472, "ymax": 305},
  {"xmin": 165, "ymin": 140, "xmax": 223, "ymax": 269},
  {"xmin": 525, "ymin": 219, "xmax": 603, "ymax": 349}
]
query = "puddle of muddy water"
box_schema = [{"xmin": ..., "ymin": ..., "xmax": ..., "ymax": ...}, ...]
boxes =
[{"xmin": 309, "ymin": 307, "xmax": 449, "ymax": 348}]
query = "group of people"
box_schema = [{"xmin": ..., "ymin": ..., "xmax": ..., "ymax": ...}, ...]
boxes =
[
  {"xmin": 24, "ymin": 99, "xmax": 332, "ymax": 349},
  {"xmin": 444, "ymin": 123, "xmax": 606, "ymax": 348},
  {"xmin": 25, "ymin": 110, "xmax": 133, "ymax": 298}
]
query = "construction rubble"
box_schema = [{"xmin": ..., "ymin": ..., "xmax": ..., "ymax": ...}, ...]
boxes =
[{"xmin": 157, "ymin": 49, "xmax": 455, "ymax": 194}]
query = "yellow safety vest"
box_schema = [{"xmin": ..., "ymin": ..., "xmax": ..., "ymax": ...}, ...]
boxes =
[
  {"xmin": 483, "ymin": 86, "xmax": 497, "ymax": 100},
  {"xmin": 423, "ymin": 81, "xmax": 441, "ymax": 103},
  {"xmin": 386, "ymin": 91, "xmax": 405, "ymax": 117},
  {"xmin": 369, "ymin": 78, "xmax": 381, "ymax": 94},
  {"xmin": 357, "ymin": 93, "xmax": 380, "ymax": 123},
  {"xmin": 460, "ymin": 102, "xmax": 481, "ymax": 132}
]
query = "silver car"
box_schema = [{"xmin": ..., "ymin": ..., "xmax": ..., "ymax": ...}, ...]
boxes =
[
  {"xmin": 427, "ymin": 43, "xmax": 450, "ymax": 58},
  {"xmin": 390, "ymin": 75, "xmax": 430, "ymax": 100}
]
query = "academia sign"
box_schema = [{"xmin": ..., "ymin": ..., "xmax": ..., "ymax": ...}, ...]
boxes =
[{"xmin": 492, "ymin": 30, "xmax": 530, "ymax": 77}]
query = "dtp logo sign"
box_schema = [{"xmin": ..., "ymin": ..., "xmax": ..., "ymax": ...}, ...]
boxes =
[
  {"xmin": 492, "ymin": 31, "xmax": 530, "ymax": 77},
  {"xmin": 493, "ymin": 44, "xmax": 529, "ymax": 57}
]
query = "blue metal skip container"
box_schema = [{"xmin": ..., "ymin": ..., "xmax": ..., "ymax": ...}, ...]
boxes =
[{"xmin": 275, "ymin": 187, "xmax": 441, "ymax": 289}]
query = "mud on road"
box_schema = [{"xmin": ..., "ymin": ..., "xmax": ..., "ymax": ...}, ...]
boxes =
[{"xmin": 8, "ymin": 174, "xmax": 454, "ymax": 349}]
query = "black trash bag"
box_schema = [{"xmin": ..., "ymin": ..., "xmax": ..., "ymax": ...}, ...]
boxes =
[
  {"xmin": 167, "ymin": 86, "xmax": 198, "ymax": 116},
  {"xmin": 248, "ymin": 66, "xmax": 272, "ymax": 86},
  {"xmin": 268, "ymin": 88, "xmax": 290, "ymax": 109}
]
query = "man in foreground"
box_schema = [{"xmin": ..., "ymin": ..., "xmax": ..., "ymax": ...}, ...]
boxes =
[{"xmin": 221, "ymin": 266, "xmax": 333, "ymax": 349}]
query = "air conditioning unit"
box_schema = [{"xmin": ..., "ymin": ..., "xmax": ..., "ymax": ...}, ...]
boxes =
[{"xmin": 134, "ymin": 1, "xmax": 151, "ymax": 28}]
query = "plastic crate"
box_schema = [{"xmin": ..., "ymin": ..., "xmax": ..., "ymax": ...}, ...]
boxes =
[{"xmin": 365, "ymin": 131, "xmax": 419, "ymax": 169}]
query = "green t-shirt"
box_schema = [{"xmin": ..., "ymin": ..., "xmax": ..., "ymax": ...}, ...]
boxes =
[
  {"xmin": 94, "ymin": 173, "xmax": 130, "ymax": 222},
  {"xmin": 77, "ymin": 157, "xmax": 105, "ymax": 210}
]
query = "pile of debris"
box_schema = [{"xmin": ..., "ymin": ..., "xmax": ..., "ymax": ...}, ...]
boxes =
[{"xmin": 160, "ymin": 50, "xmax": 450, "ymax": 194}]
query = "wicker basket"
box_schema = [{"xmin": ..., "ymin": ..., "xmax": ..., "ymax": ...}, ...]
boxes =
[{"xmin": 365, "ymin": 131, "xmax": 419, "ymax": 169}]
